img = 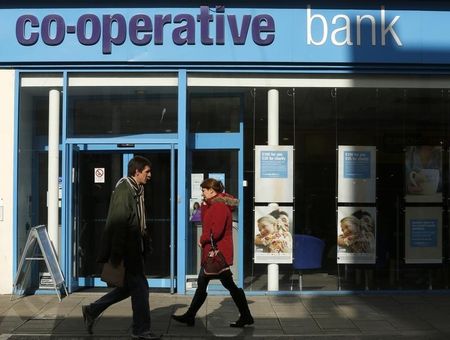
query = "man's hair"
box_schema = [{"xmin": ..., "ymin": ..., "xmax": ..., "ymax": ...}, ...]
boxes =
[{"xmin": 128, "ymin": 155, "xmax": 152, "ymax": 177}]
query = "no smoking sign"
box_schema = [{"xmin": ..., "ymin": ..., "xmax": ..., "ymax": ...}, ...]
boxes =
[{"xmin": 94, "ymin": 168, "xmax": 105, "ymax": 183}]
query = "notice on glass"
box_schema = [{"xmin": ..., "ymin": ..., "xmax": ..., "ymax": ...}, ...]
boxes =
[
  {"xmin": 191, "ymin": 173, "xmax": 204, "ymax": 199},
  {"xmin": 255, "ymin": 145, "xmax": 293, "ymax": 203},
  {"xmin": 254, "ymin": 204, "xmax": 293, "ymax": 264},
  {"xmin": 337, "ymin": 206, "xmax": 376, "ymax": 264},
  {"xmin": 405, "ymin": 146, "xmax": 442, "ymax": 203},
  {"xmin": 338, "ymin": 145, "xmax": 376, "ymax": 203},
  {"xmin": 405, "ymin": 207, "xmax": 442, "ymax": 264}
]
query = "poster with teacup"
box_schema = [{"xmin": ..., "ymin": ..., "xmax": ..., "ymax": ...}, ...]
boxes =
[
  {"xmin": 337, "ymin": 206, "xmax": 376, "ymax": 264},
  {"xmin": 405, "ymin": 206, "xmax": 442, "ymax": 264},
  {"xmin": 254, "ymin": 204, "xmax": 293, "ymax": 264},
  {"xmin": 338, "ymin": 146, "xmax": 376, "ymax": 203},
  {"xmin": 405, "ymin": 146, "xmax": 442, "ymax": 203}
]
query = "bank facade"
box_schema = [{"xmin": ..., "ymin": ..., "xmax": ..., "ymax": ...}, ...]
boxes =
[{"xmin": 1, "ymin": 1, "xmax": 450, "ymax": 295}]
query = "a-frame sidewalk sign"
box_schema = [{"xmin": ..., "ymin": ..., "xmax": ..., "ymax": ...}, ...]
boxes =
[{"xmin": 12, "ymin": 225, "xmax": 69, "ymax": 301}]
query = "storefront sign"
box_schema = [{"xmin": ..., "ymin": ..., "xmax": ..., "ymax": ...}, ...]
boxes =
[
  {"xmin": 15, "ymin": 6, "xmax": 275, "ymax": 54},
  {"xmin": 2, "ymin": 4, "xmax": 448, "ymax": 64}
]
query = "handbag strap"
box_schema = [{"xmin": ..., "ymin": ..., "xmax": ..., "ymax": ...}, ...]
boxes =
[{"xmin": 210, "ymin": 233, "xmax": 217, "ymax": 251}]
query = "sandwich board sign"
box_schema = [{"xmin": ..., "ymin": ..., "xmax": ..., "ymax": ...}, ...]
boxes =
[{"xmin": 12, "ymin": 225, "xmax": 68, "ymax": 301}]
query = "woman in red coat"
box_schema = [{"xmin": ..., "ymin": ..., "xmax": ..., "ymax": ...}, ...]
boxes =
[{"xmin": 172, "ymin": 178, "xmax": 254, "ymax": 328}]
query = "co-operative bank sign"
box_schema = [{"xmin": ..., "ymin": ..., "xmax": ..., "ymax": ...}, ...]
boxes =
[{"xmin": 1, "ymin": 5, "xmax": 447, "ymax": 63}]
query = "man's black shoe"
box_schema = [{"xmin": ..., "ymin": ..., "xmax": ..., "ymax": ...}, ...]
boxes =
[{"xmin": 81, "ymin": 305, "xmax": 96, "ymax": 334}]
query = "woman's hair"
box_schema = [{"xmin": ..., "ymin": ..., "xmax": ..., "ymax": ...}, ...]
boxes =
[
  {"xmin": 193, "ymin": 201, "xmax": 200, "ymax": 209},
  {"xmin": 200, "ymin": 178, "xmax": 224, "ymax": 193}
]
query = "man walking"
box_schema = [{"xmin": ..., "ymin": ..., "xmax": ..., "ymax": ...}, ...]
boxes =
[{"xmin": 82, "ymin": 156, "xmax": 159, "ymax": 339}]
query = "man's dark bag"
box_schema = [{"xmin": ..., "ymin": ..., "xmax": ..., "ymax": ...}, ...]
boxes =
[
  {"xmin": 101, "ymin": 260, "xmax": 125, "ymax": 287},
  {"xmin": 203, "ymin": 233, "xmax": 230, "ymax": 275}
]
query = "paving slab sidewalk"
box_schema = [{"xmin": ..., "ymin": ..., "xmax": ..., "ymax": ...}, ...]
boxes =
[{"xmin": 1, "ymin": 292, "xmax": 450, "ymax": 339}]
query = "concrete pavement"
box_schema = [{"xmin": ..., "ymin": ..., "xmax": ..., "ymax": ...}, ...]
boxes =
[{"xmin": 1, "ymin": 290, "xmax": 450, "ymax": 339}]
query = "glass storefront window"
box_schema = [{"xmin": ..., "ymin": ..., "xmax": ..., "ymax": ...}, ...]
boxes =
[
  {"xmin": 189, "ymin": 87, "xmax": 241, "ymax": 132},
  {"xmin": 67, "ymin": 73, "xmax": 178, "ymax": 137},
  {"xmin": 17, "ymin": 74, "xmax": 63, "ymax": 267}
]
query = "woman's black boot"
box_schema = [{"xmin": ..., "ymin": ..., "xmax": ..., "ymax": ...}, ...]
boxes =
[
  {"xmin": 171, "ymin": 290, "xmax": 207, "ymax": 327},
  {"xmin": 230, "ymin": 288, "xmax": 254, "ymax": 328},
  {"xmin": 171, "ymin": 313, "xmax": 195, "ymax": 326}
]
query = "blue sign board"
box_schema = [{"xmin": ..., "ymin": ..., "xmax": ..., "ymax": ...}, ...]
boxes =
[
  {"xmin": 1, "ymin": 5, "xmax": 450, "ymax": 64},
  {"xmin": 261, "ymin": 151, "xmax": 288, "ymax": 178},
  {"xmin": 343, "ymin": 151, "xmax": 371, "ymax": 179}
]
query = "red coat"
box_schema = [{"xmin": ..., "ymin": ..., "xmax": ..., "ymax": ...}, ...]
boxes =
[{"xmin": 199, "ymin": 193, "xmax": 238, "ymax": 267}]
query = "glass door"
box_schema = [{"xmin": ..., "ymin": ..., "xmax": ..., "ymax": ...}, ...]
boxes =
[{"xmin": 67, "ymin": 145, "xmax": 175, "ymax": 291}]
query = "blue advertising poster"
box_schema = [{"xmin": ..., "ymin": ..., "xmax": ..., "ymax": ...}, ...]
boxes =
[
  {"xmin": 410, "ymin": 219, "xmax": 437, "ymax": 247},
  {"xmin": 405, "ymin": 207, "xmax": 442, "ymax": 264},
  {"xmin": 260, "ymin": 151, "xmax": 288, "ymax": 178},
  {"xmin": 255, "ymin": 145, "xmax": 293, "ymax": 203},
  {"xmin": 343, "ymin": 151, "xmax": 371, "ymax": 179},
  {"xmin": 338, "ymin": 146, "xmax": 376, "ymax": 203}
]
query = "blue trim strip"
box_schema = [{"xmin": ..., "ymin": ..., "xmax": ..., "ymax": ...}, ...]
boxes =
[
  {"xmin": 176, "ymin": 69, "xmax": 187, "ymax": 294},
  {"xmin": 70, "ymin": 143, "xmax": 176, "ymax": 151},
  {"xmin": 194, "ymin": 133, "xmax": 241, "ymax": 149},
  {"xmin": 76, "ymin": 277, "xmax": 175, "ymax": 288},
  {"xmin": 170, "ymin": 144, "xmax": 175, "ymax": 293},
  {"xmin": 66, "ymin": 134, "xmax": 178, "ymax": 144},
  {"xmin": 61, "ymin": 72, "xmax": 68, "ymax": 283},
  {"xmin": 238, "ymin": 118, "xmax": 244, "ymax": 288}
]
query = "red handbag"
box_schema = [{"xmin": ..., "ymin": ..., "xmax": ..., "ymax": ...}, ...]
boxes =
[{"xmin": 203, "ymin": 234, "xmax": 230, "ymax": 276}]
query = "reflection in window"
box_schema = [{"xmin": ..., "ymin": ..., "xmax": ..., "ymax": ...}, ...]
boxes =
[{"xmin": 68, "ymin": 86, "xmax": 178, "ymax": 136}]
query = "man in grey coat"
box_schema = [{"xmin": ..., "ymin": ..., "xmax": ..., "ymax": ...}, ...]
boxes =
[{"xmin": 82, "ymin": 155, "xmax": 159, "ymax": 340}]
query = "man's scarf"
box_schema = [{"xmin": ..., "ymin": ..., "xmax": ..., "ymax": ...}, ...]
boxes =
[{"xmin": 116, "ymin": 176, "xmax": 147, "ymax": 235}]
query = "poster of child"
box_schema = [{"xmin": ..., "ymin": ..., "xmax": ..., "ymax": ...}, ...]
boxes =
[
  {"xmin": 254, "ymin": 204, "xmax": 293, "ymax": 264},
  {"xmin": 337, "ymin": 206, "xmax": 376, "ymax": 264}
]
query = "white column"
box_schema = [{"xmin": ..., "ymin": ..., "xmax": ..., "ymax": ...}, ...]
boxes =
[
  {"xmin": 48, "ymin": 89, "xmax": 60, "ymax": 256},
  {"xmin": 267, "ymin": 89, "xmax": 279, "ymax": 291}
]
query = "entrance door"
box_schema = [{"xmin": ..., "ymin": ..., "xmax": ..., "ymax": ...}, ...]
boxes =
[{"xmin": 67, "ymin": 146, "xmax": 175, "ymax": 291}]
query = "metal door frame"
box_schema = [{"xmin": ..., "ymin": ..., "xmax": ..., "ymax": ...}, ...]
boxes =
[{"xmin": 64, "ymin": 142, "xmax": 177, "ymax": 292}]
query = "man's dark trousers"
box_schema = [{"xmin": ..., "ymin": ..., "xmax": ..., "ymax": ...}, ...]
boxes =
[{"xmin": 89, "ymin": 271, "xmax": 150, "ymax": 334}]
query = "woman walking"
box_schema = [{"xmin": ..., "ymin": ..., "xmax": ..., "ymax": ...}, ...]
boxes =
[{"xmin": 172, "ymin": 178, "xmax": 254, "ymax": 328}]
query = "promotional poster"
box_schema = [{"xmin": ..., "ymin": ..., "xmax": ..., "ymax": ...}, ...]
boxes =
[
  {"xmin": 405, "ymin": 146, "xmax": 442, "ymax": 203},
  {"xmin": 337, "ymin": 206, "xmax": 376, "ymax": 264},
  {"xmin": 255, "ymin": 145, "xmax": 294, "ymax": 203},
  {"xmin": 338, "ymin": 145, "xmax": 376, "ymax": 203},
  {"xmin": 254, "ymin": 204, "xmax": 293, "ymax": 264},
  {"xmin": 405, "ymin": 206, "xmax": 442, "ymax": 264}
]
